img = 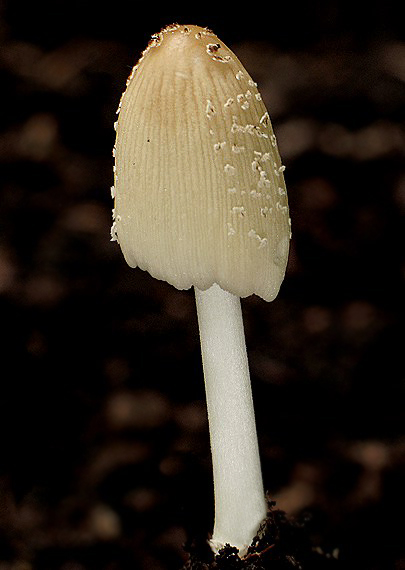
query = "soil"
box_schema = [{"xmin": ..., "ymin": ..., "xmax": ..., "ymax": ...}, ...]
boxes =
[
  {"xmin": 0, "ymin": 3, "xmax": 404, "ymax": 570},
  {"xmin": 183, "ymin": 502, "xmax": 340, "ymax": 569}
]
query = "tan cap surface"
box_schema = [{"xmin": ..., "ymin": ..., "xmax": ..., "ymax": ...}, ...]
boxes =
[{"xmin": 112, "ymin": 24, "xmax": 290, "ymax": 301}]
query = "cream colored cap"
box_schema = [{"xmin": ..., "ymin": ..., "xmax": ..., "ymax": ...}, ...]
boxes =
[{"xmin": 112, "ymin": 24, "xmax": 291, "ymax": 301}]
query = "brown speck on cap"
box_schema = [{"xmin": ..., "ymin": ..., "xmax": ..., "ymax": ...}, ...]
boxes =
[{"xmin": 113, "ymin": 24, "xmax": 290, "ymax": 301}]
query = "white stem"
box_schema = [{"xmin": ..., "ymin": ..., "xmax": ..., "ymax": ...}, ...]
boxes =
[{"xmin": 194, "ymin": 283, "xmax": 266, "ymax": 556}]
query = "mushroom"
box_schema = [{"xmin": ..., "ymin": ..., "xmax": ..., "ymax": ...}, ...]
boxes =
[{"xmin": 112, "ymin": 24, "xmax": 291, "ymax": 557}]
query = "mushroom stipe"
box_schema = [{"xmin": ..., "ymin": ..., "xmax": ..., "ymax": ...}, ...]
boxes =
[{"xmin": 113, "ymin": 24, "xmax": 291, "ymax": 558}]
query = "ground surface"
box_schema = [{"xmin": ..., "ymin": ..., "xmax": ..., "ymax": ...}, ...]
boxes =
[{"xmin": 0, "ymin": 3, "xmax": 404, "ymax": 569}]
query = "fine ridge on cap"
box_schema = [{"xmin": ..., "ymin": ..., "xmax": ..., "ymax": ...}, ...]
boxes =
[{"xmin": 112, "ymin": 24, "xmax": 291, "ymax": 301}]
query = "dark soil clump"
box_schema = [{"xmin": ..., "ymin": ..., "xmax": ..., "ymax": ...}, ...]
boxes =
[{"xmin": 183, "ymin": 502, "xmax": 340, "ymax": 569}]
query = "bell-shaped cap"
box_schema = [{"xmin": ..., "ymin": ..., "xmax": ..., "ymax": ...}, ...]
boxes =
[{"xmin": 112, "ymin": 24, "xmax": 290, "ymax": 301}]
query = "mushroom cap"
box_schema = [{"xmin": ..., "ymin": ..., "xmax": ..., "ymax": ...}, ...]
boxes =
[{"xmin": 112, "ymin": 24, "xmax": 290, "ymax": 301}]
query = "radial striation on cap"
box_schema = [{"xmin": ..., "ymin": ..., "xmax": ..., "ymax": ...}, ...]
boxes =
[{"xmin": 112, "ymin": 24, "xmax": 291, "ymax": 301}]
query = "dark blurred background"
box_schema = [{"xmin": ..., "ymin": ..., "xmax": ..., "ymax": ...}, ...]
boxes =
[{"xmin": 0, "ymin": 2, "xmax": 404, "ymax": 569}]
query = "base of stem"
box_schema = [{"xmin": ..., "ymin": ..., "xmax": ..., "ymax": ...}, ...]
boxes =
[{"xmin": 182, "ymin": 500, "xmax": 340, "ymax": 569}]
